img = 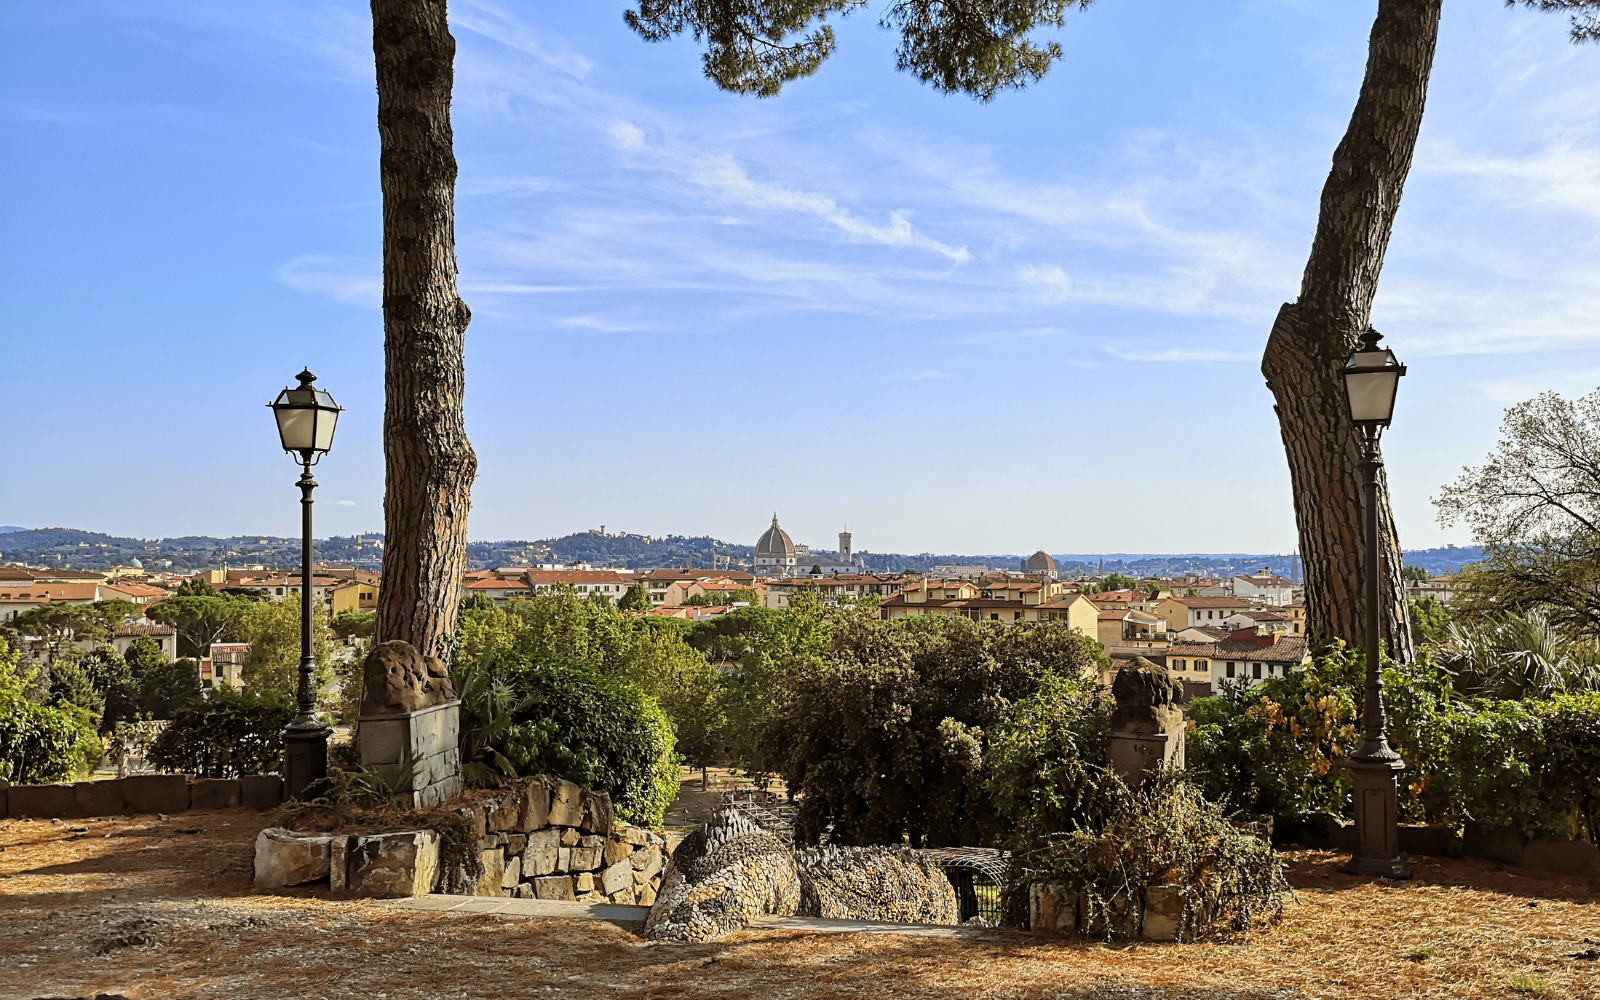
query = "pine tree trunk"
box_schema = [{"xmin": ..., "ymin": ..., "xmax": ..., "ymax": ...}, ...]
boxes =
[
  {"xmin": 371, "ymin": 0, "xmax": 476, "ymax": 659},
  {"xmin": 1262, "ymin": 0, "xmax": 1441, "ymax": 661}
]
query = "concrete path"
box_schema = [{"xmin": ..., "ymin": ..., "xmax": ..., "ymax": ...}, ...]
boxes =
[{"xmin": 380, "ymin": 895, "xmax": 989, "ymax": 938}]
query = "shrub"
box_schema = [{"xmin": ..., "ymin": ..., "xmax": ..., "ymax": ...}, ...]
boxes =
[
  {"xmin": 145, "ymin": 690, "xmax": 293, "ymax": 777},
  {"xmin": 0, "ymin": 638, "xmax": 103, "ymax": 782},
  {"xmin": 497, "ymin": 659, "xmax": 679, "ymax": 828},
  {"xmin": 139, "ymin": 657, "xmax": 204, "ymax": 719},
  {"xmin": 1004, "ymin": 772, "xmax": 1292, "ymax": 940},
  {"xmin": 986, "ymin": 669, "xmax": 1115, "ymax": 845},
  {"xmin": 1185, "ymin": 645, "xmax": 1364, "ymax": 821},
  {"xmin": 761, "ymin": 615, "xmax": 1106, "ymax": 847}
]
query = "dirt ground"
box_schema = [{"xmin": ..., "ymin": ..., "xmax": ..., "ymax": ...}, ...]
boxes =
[{"xmin": 1, "ymin": 810, "xmax": 1597, "ymax": 1000}]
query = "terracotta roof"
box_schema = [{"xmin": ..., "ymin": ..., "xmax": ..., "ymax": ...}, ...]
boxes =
[
  {"xmin": 1237, "ymin": 574, "xmax": 1294, "ymax": 587},
  {"xmin": 522, "ymin": 570, "xmax": 632, "ymax": 585},
  {"xmin": 880, "ymin": 594, "xmax": 1039, "ymax": 610},
  {"xmin": 113, "ymin": 623, "xmax": 176, "ymax": 637},
  {"xmin": 464, "ymin": 578, "xmax": 530, "ymax": 591},
  {"xmin": 0, "ymin": 583, "xmax": 102, "ymax": 603},
  {"xmin": 1230, "ymin": 609, "xmax": 1290, "ymax": 621},
  {"xmin": 1167, "ymin": 596, "xmax": 1253, "ymax": 609},
  {"xmin": 1165, "ymin": 642, "xmax": 1218, "ymax": 657}
]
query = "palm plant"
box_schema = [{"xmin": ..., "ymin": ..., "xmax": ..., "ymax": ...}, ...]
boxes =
[
  {"xmin": 1441, "ymin": 609, "xmax": 1600, "ymax": 700},
  {"xmin": 451, "ymin": 659, "xmax": 534, "ymax": 788}
]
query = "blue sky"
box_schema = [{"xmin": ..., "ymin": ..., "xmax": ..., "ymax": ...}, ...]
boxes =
[{"xmin": 3, "ymin": 1, "xmax": 1597, "ymax": 556}]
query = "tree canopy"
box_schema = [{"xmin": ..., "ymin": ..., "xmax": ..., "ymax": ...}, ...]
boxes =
[{"xmin": 624, "ymin": 0, "xmax": 1091, "ymax": 100}]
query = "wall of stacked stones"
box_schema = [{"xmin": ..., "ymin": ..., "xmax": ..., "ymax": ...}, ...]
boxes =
[
  {"xmin": 451, "ymin": 778, "xmax": 669, "ymax": 906},
  {"xmin": 253, "ymin": 776, "xmax": 672, "ymax": 902}
]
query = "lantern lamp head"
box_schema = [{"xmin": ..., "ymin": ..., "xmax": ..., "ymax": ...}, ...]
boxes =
[
  {"xmin": 1342, "ymin": 329, "xmax": 1405, "ymax": 428},
  {"xmin": 269, "ymin": 368, "xmax": 342, "ymax": 461}
]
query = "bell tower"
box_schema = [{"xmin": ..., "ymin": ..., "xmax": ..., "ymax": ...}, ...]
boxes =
[{"xmin": 838, "ymin": 527, "xmax": 852, "ymax": 565}]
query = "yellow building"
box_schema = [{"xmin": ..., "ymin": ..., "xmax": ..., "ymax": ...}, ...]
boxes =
[{"xmin": 329, "ymin": 578, "xmax": 379, "ymax": 616}]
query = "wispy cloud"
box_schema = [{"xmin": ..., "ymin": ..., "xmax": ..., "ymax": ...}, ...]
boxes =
[
  {"xmin": 554, "ymin": 315, "xmax": 656, "ymax": 333},
  {"xmin": 609, "ymin": 122, "xmax": 972, "ymax": 263},
  {"xmin": 1106, "ymin": 346, "xmax": 1254, "ymax": 363},
  {"xmin": 277, "ymin": 255, "xmax": 379, "ymax": 309},
  {"xmin": 336, "ymin": 500, "xmax": 358, "ymax": 507}
]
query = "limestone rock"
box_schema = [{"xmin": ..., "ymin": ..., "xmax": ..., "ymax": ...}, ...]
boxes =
[
  {"xmin": 579, "ymin": 791, "xmax": 613, "ymax": 834},
  {"xmin": 638, "ymin": 884, "xmax": 656, "ymax": 907},
  {"xmin": 569, "ymin": 846, "xmax": 603, "ymax": 871},
  {"xmin": 360, "ymin": 640, "xmax": 455, "ymax": 716},
  {"xmin": 622, "ymin": 825, "xmax": 650, "ymax": 847},
  {"xmin": 477, "ymin": 849, "xmax": 506, "ymax": 897},
  {"xmin": 574, "ymin": 872, "xmax": 595, "ymax": 893},
  {"xmin": 1141, "ymin": 885, "xmax": 1184, "ymax": 941},
  {"xmin": 559, "ymin": 828, "xmax": 580, "ymax": 847},
  {"xmin": 501, "ymin": 856, "xmax": 523, "ymax": 889},
  {"xmin": 517, "ymin": 780, "xmax": 551, "ymax": 832},
  {"xmin": 603, "ymin": 838, "xmax": 633, "ymax": 867},
  {"xmin": 348, "ymin": 831, "xmax": 440, "ymax": 898},
  {"xmin": 534, "ymin": 875, "xmax": 575, "ymax": 901},
  {"xmin": 523, "ymin": 828, "xmax": 559, "ymax": 876},
  {"xmin": 548, "ymin": 779, "xmax": 584, "ymax": 827},
  {"xmin": 557, "ymin": 847, "xmax": 571, "ymax": 872},
  {"xmin": 1029, "ymin": 884, "xmax": 1077, "ymax": 935},
  {"xmin": 254, "ymin": 828, "xmax": 333, "ymax": 889},
  {"xmin": 601, "ymin": 859, "xmax": 633, "ymax": 896},
  {"xmin": 608, "ymin": 884, "xmax": 637, "ymax": 905}
]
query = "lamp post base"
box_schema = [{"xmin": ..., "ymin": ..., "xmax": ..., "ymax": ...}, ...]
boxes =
[
  {"xmin": 1343, "ymin": 756, "xmax": 1411, "ymax": 880},
  {"xmin": 282, "ymin": 721, "xmax": 332, "ymax": 801}
]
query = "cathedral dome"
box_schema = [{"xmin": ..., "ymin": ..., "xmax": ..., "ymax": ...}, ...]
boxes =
[
  {"xmin": 1026, "ymin": 550, "xmax": 1057, "ymax": 573},
  {"xmin": 756, "ymin": 514, "xmax": 796, "ymax": 559}
]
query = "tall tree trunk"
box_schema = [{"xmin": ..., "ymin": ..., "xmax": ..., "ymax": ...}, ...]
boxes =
[
  {"xmin": 1263, "ymin": 0, "xmax": 1442, "ymax": 662},
  {"xmin": 371, "ymin": 0, "xmax": 476, "ymax": 660}
]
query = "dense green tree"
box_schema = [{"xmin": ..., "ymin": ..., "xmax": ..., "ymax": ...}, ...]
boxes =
[
  {"xmin": 330, "ymin": 609, "xmax": 377, "ymax": 641},
  {"xmin": 139, "ymin": 657, "xmax": 204, "ymax": 719},
  {"xmin": 1102, "ymin": 572, "xmax": 1136, "ymax": 592},
  {"xmin": 146, "ymin": 594, "xmax": 247, "ymax": 659},
  {"xmin": 0, "ymin": 636, "xmax": 103, "ymax": 782},
  {"xmin": 123, "ymin": 634, "xmax": 169, "ymax": 678},
  {"xmin": 1402, "ymin": 564, "xmax": 1430, "ymax": 584},
  {"xmin": 234, "ymin": 594, "xmax": 336, "ymax": 702},
  {"xmin": 618, "ymin": 583, "xmax": 652, "ymax": 612},
  {"xmin": 761, "ymin": 614, "xmax": 1105, "ymax": 846},
  {"xmin": 46, "ymin": 655, "xmax": 104, "ymax": 725},
  {"xmin": 176, "ymin": 577, "xmax": 219, "ymax": 598}
]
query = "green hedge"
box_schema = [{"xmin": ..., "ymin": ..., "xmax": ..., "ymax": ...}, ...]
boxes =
[
  {"xmin": 146, "ymin": 695, "xmax": 293, "ymax": 778},
  {"xmin": 1186, "ymin": 647, "xmax": 1600, "ymax": 841},
  {"xmin": 0, "ymin": 689, "xmax": 103, "ymax": 783},
  {"xmin": 498, "ymin": 659, "xmax": 679, "ymax": 828}
]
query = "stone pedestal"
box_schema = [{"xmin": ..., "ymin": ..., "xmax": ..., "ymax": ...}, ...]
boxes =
[
  {"xmin": 1105, "ymin": 729, "xmax": 1184, "ymax": 782},
  {"xmin": 358, "ymin": 699, "xmax": 461, "ymax": 809}
]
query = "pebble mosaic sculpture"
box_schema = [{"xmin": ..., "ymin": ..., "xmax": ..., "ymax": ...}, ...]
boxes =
[{"xmin": 645, "ymin": 810, "xmax": 960, "ymax": 941}]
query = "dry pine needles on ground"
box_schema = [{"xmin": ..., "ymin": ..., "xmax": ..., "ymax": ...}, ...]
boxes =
[{"xmin": 0, "ymin": 811, "xmax": 1596, "ymax": 999}]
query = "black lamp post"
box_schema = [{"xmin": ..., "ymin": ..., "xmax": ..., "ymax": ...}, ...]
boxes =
[
  {"xmin": 1339, "ymin": 329, "xmax": 1411, "ymax": 879},
  {"xmin": 268, "ymin": 368, "xmax": 342, "ymax": 800}
]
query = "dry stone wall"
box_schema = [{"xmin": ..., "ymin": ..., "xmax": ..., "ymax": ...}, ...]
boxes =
[{"xmin": 446, "ymin": 778, "xmax": 669, "ymax": 906}]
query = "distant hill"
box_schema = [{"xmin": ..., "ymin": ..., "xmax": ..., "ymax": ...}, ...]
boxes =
[
  {"xmin": 0, "ymin": 525, "xmax": 25, "ymax": 534},
  {"xmin": 0, "ymin": 526, "xmax": 1483, "ymax": 578}
]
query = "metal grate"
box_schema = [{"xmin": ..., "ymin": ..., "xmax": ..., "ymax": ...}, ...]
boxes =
[
  {"xmin": 718, "ymin": 788, "xmax": 795, "ymax": 842},
  {"xmin": 918, "ymin": 847, "xmax": 1009, "ymax": 925}
]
